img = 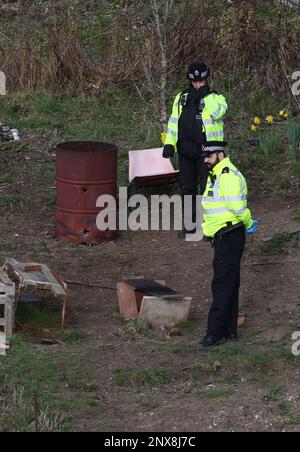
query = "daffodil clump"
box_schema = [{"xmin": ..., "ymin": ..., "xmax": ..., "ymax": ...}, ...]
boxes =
[
  {"xmin": 279, "ymin": 110, "xmax": 289, "ymax": 120},
  {"xmin": 250, "ymin": 110, "xmax": 289, "ymax": 133}
]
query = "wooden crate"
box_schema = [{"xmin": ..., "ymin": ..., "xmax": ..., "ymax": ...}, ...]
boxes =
[{"xmin": 4, "ymin": 259, "xmax": 68, "ymax": 329}]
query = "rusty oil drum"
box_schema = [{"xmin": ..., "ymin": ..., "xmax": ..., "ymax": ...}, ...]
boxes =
[{"xmin": 55, "ymin": 141, "xmax": 118, "ymax": 244}]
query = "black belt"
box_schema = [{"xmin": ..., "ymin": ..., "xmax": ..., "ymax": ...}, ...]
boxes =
[
  {"xmin": 204, "ymin": 222, "xmax": 244, "ymax": 246},
  {"xmin": 215, "ymin": 222, "xmax": 244, "ymax": 238}
]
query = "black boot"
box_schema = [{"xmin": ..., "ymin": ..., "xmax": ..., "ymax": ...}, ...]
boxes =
[
  {"xmin": 200, "ymin": 334, "xmax": 225, "ymax": 348},
  {"xmin": 225, "ymin": 333, "xmax": 239, "ymax": 342}
]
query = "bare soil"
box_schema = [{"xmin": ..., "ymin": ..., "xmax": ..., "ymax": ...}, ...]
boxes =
[{"xmin": 1, "ymin": 138, "xmax": 300, "ymax": 432}]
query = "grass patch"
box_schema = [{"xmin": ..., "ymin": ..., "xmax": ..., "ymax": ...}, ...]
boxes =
[
  {"xmin": 124, "ymin": 320, "xmax": 153, "ymax": 338},
  {"xmin": 0, "ymin": 90, "xmax": 162, "ymax": 189},
  {"xmin": 201, "ymin": 339, "xmax": 295, "ymax": 378},
  {"xmin": 258, "ymin": 232, "xmax": 300, "ymax": 255},
  {"xmin": 245, "ymin": 351, "xmax": 274, "ymax": 371},
  {"xmin": 278, "ymin": 403, "xmax": 300, "ymax": 426},
  {"xmin": 264, "ymin": 387, "xmax": 283, "ymax": 403},
  {"xmin": 149, "ymin": 341, "xmax": 193, "ymax": 355},
  {"xmin": 194, "ymin": 388, "xmax": 235, "ymax": 400},
  {"xmin": 0, "ymin": 387, "xmax": 65, "ymax": 433},
  {"xmin": 0, "ymin": 170, "xmax": 16, "ymax": 184},
  {"xmin": 177, "ymin": 320, "xmax": 199, "ymax": 333},
  {"xmin": 114, "ymin": 367, "xmax": 173, "ymax": 388},
  {"xmin": 16, "ymin": 304, "xmax": 61, "ymax": 329},
  {"xmin": 0, "ymin": 337, "xmax": 67, "ymax": 431},
  {"xmin": 0, "ymin": 335, "xmax": 103, "ymax": 431},
  {"xmin": 0, "ymin": 194, "xmax": 26, "ymax": 209},
  {"xmin": 60, "ymin": 330, "xmax": 89, "ymax": 345},
  {"xmin": 113, "ymin": 361, "xmax": 236, "ymax": 390},
  {"xmin": 33, "ymin": 163, "xmax": 55, "ymax": 179},
  {"xmin": 115, "ymin": 338, "xmax": 298, "ymax": 390},
  {"xmin": 42, "ymin": 193, "xmax": 56, "ymax": 208}
]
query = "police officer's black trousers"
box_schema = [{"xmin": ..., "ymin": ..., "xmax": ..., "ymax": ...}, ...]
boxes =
[
  {"xmin": 178, "ymin": 155, "xmax": 208, "ymax": 227},
  {"xmin": 207, "ymin": 227, "xmax": 246, "ymax": 337}
]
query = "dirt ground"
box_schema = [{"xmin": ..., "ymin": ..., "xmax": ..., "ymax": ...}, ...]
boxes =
[{"xmin": 1, "ymin": 140, "xmax": 300, "ymax": 432}]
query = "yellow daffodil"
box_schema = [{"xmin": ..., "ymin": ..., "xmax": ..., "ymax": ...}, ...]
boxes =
[
  {"xmin": 251, "ymin": 125, "xmax": 257, "ymax": 133},
  {"xmin": 279, "ymin": 110, "xmax": 285, "ymax": 117},
  {"xmin": 266, "ymin": 115, "xmax": 274, "ymax": 123},
  {"xmin": 254, "ymin": 117, "xmax": 261, "ymax": 125},
  {"xmin": 161, "ymin": 131, "xmax": 167, "ymax": 144},
  {"xmin": 283, "ymin": 113, "xmax": 289, "ymax": 120}
]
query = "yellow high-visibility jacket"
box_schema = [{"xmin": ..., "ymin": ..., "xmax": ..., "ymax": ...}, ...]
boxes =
[
  {"xmin": 165, "ymin": 91, "xmax": 228, "ymax": 150},
  {"xmin": 202, "ymin": 157, "xmax": 253, "ymax": 238}
]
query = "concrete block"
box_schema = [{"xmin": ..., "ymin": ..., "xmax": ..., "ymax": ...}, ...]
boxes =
[
  {"xmin": 139, "ymin": 295, "xmax": 192, "ymax": 329},
  {"xmin": 117, "ymin": 277, "xmax": 192, "ymax": 328}
]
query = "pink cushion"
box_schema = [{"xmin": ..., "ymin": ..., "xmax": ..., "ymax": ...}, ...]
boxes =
[{"xmin": 129, "ymin": 148, "xmax": 178, "ymax": 183}]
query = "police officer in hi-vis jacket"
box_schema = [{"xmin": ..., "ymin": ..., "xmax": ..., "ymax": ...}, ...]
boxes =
[
  {"xmin": 163, "ymin": 61, "xmax": 228, "ymax": 239},
  {"xmin": 200, "ymin": 141, "xmax": 259, "ymax": 347}
]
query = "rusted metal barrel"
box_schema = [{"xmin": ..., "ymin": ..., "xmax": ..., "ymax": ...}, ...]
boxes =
[{"xmin": 55, "ymin": 141, "xmax": 118, "ymax": 244}]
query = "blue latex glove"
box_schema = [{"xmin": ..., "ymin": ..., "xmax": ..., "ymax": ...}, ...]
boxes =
[{"xmin": 246, "ymin": 219, "xmax": 260, "ymax": 236}]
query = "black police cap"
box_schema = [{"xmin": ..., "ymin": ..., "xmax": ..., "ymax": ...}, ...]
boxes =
[{"xmin": 187, "ymin": 61, "xmax": 210, "ymax": 81}]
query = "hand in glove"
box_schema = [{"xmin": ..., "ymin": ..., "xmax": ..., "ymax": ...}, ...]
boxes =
[
  {"xmin": 163, "ymin": 144, "xmax": 175, "ymax": 159},
  {"xmin": 246, "ymin": 219, "xmax": 260, "ymax": 236}
]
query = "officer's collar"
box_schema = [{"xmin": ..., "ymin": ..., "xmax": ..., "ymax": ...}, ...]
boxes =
[{"xmin": 210, "ymin": 156, "xmax": 230, "ymax": 176}]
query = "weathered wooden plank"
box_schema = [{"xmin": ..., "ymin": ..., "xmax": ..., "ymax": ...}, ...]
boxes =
[
  {"xmin": 5, "ymin": 294, "xmax": 14, "ymax": 338},
  {"xmin": 0, "ymin": 269, "xmax": 15, "ymax": 292},
  {"xmin": 117, "ymin": 281, "xmax": 140, "ymax": 319},
  {"xmin": 0, "ymin": 286, "xmax": 9, "ymax": 292},
  {"xmin": 21, "ymin": 280, "xmax": 52, "ymax": 289},
  {"xmin": 24, "ymin": 263, "xmax": 42, "ymax": 272},
  {"xmin": 4, "ymin": 258, "xmax": 26, "ymax": 273},
  {"xmin": 22, "ymin": 271, "xmax": 48, "ymax": 283},
  {"xmin": 41, "ymin": 266, "xmax": 66, "ymax": 297}
]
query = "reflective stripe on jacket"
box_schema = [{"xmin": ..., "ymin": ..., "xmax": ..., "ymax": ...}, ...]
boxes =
[
  {"xmin": 202, "ymin": 157, "xmax": 253, "ymax": 238},
  {"xmin": 165, "ymin": 91, "xmax": 228, "ymax": 150}
]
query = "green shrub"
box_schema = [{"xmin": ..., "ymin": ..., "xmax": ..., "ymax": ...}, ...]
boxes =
[
  {"xmin": 259, "ymin": 132, "xmax": 280, "ymax": 161},
  {"xmin": 287, "ymin": 120, "xmax": 300, "ymax": 162}
]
